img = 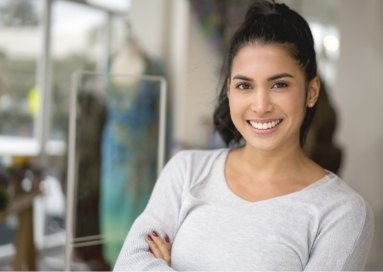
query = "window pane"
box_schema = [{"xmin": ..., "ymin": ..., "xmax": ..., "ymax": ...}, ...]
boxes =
[
  {"xmin": 0, "ymin": 0, "xmax": 42, "ymax": 138},
  {"xmin": 50, "ymin": 1, "xmax": 128, "ymax": 142},
  {"xmin": 51, "ymin": 0, "xmax": 106, "ymax": 141}
]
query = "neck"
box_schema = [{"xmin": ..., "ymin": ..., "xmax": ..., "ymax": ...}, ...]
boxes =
[{"xmin": 238, "ymin": 142, "xmax": 309, "ymax": 180}]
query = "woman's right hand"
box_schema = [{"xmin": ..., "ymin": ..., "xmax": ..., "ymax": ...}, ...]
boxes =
[{"xmin": 145, "ymin": 231, "xmax": 172, "ymax": 266}]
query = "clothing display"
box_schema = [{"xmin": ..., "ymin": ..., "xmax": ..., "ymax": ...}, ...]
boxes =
[
  {"xmin": 114, "ymin": 148, "xmax": 374, "ymax": 271},
  {"xmin": 101, "ymin": 60, "xmax": 162, "ymax": 264},
  {"xmin": 75, "ymin": 91, "xmax": 109, "ymax": 269}
]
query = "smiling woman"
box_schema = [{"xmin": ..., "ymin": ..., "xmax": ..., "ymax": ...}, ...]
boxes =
[
  {"xmin": 227, "ymin": 43, "xmax": 320, "ymax": 153},
  {"xmin": 113, "ymin": 0, "xmax": 375, "ymax": 271}
]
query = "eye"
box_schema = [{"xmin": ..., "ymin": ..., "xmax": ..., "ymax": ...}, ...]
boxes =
[
  {"xmin": 235, "ymin": 82, "xmax": 252, "ymax": 90},
  {"xmin": 271, "ymin": 81, "xmax": 288, "ymax": 89}
]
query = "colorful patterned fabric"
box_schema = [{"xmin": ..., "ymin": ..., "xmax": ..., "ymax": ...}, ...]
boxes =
[{"xmin": 101, "ymin": 60, "xmax": 162, "ymax": 264}]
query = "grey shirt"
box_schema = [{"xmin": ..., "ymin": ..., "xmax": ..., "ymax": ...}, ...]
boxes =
[{"xmin": 114, "ymin": 149, "xmax": 375, "ymax": 271}]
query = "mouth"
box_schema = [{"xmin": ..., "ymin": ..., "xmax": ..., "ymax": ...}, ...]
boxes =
[{"xmin": 247, "ymin": 119, "xmax": 283, "ymax": 130}]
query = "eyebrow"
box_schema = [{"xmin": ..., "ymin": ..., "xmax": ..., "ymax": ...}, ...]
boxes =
[
  {"xmin": 268, "ymin": 73, "xmax": 294, "ymax": 81},
  {"xmin": 232, "ymin": 73, "xmax": 294, "ymax": 81}
]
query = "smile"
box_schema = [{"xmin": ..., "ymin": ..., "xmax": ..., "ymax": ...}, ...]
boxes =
[{"xmin": 248, "ymin": 119, "xmax": 283, "ymax": 130}]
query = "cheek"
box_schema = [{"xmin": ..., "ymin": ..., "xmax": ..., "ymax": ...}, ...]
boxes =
[
  {"xmin": 279, "ymin": 90, "xmax": 306, "ymax": 114},
  {"xmin": 228, "ymin": 93, "xmax": 245, "ymax": 116},
  {"xmin": 287, "ymin": 98, "xmax": 307, "ymax": 125}
]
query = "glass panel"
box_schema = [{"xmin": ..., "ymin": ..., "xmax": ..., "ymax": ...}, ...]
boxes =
[
  {"xmin": 48, "ymin": 3, "xmax": 127, "ymax": 251},
  {"xmin": 0, "ymin": 1, "xmax": 130, "ymax": 269},
  {"xmin": 50, "ymin": 0, "xmax": 106, "ymax": 142},
  {"xmin": 50, "ymin": 0, "xmax": 127, "ymax": 140},
  {"xmin": 0, "ymin": 0, "xmax": 42, "ymax": 261},
  {"xmin": 66, "ymin": 71, "xmax": 165, "ymax": 270},
  {"xmin": 0, "ymin": 0, "xmax": 42, "ymax": 138}
]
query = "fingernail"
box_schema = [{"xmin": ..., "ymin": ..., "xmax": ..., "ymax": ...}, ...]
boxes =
[
  {"xmin": 152, "ymin": 231, "xmax": 159, "ymax": 237},
  {"xmin": 164, "ymin": 234, "xmax": 170, "ymax": 243},
  {"xmin": 147, "ymin": 235, "xmax": 153, "ymax": 241}
]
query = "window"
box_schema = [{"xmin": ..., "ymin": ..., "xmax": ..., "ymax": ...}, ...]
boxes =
[
  {"xmin": 0, "ymin": 1, "xmax": 129, "ymax": 268},
  {"xmin": 0, "ymin": 0, "xmax": 41, "ymax": 140}
]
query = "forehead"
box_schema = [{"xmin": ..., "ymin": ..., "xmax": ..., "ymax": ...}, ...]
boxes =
[{"xmin": 231, "ymin": 43, "xmax": 302, "ymax": 76}]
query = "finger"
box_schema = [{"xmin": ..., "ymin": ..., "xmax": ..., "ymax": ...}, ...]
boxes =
[
  {"xmin": 145, "ymin": 235, "xmax": 164, "ymax": 259},
  {"xmin": 146, "ymin": 235, "xmax": 164, "ymax": 259},
  {"xmin": 151, "ymin": 231, "xmax": 171, "ymax": 264},
  {"xmin": 164, "ymin": 234, "xmax": 171, "ymax": 251}
]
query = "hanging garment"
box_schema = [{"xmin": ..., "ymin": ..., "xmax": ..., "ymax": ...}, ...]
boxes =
[
  {"xmin": 75, "ymin": 91, "xmax": 110, "ymax": 270},
  {"xmin": 100, "ymin": 59, "xmax": 163, "ymax": 264}
]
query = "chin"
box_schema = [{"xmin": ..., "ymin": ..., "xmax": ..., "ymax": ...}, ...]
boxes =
[{"xmin": 244, "ymin": 139, "xmax": 281, "ymax": 152}]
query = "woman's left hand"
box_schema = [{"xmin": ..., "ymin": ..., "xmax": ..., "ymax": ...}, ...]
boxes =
[{"xmin": 145, "ymin": 231, "xmax": 172, "ymax": 266}]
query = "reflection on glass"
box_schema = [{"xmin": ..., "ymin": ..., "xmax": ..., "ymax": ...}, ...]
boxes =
[
  {"xmin": 0, "ymin": 0, "xmax": 41, "ymax": 138},
  {"xmin": 66, "ymin": 71, "xmax": 165, "ymax": 270},
  {"xmin": 51, "ymin": 1, "xmax": 104, "ymax": 141},
  {"xmin": 50, "ymin": 1, "xmax": 126, "ymax": 142},
  {"xmin": 0, "ymin": 1, "xmax": 128, "ymax": 269}
]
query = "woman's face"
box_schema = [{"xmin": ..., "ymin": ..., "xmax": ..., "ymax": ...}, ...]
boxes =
[{"xmin": 227, "ymin": 43, "xmax": 319, "ymax": 152}]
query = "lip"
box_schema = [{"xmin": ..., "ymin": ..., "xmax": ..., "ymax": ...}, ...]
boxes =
[
  {"xmin": 246, "ymin": 118, "xmax": 283, "ymax": 135},
  {"xmin": 247, "ymin": 118, "xmax": 282, "ymax": 123}
]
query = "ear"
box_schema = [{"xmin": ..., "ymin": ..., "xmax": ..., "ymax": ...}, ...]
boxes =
[{"xmin": 306, "ymin": 76, "xmax": 320, "ymax": 108}]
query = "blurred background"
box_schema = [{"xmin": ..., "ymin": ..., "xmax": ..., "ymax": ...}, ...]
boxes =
[{"xmin": 0, "ymin": 0, "xmax": 382, "ymax": 270}]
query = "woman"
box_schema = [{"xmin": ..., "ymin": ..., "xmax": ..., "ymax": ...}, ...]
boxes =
[{"xmin": 114, "ymin": 1, "xmax": 374, "ymax": 270}]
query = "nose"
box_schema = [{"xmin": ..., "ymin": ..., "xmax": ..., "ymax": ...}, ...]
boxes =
[{"xmin": 250, "ymin": 89, "xmax": 273, "ymax": 114}]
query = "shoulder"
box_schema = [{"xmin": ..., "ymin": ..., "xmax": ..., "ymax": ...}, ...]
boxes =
[
  {"xmin": 321, "ymin": 173, "xmax": 371, "ymax": 211},
  {"xmin": 313, "ymin": 172, "xmax": 375, "ymax": 236},
  {"xmin": 169, "ymin": 148, "xmax": 228, "ymax": 168},
  {"xmin": 164, "ymin": 148, "xmax": 228, "ymax": 186},
  {"xmin": 172, "ymin": 148, "xmax": 228, "ymax": 158},
  {"xmin": 308, "ymin": 172, "xmax": 368, "ymax": 207},
  {"xmin": 304, "ymin": 173, "xmax": 375, "ymax": 270}
]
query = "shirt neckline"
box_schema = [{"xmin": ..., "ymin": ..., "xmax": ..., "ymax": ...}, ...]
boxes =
[{"xmin": 219, "ymin": 148, "xmax": 334, "ymax": 206}]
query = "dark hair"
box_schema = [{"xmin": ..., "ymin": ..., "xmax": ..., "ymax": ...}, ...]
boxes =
[{"xmin": 213, "ymin": 0, "xmax": 318, "ymax": 147}]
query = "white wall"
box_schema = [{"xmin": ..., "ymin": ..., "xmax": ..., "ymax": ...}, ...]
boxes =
[
  {"xmin": 334, "ymin": 0, "xmax": 383, "ymax": 268},
  {"xmin": 180, "ymin": 13, "xmax": 221, "ymax": 148},
  {"xmin": 130, "ymin": 0, "xmax": 220, "ymax": 150},
  {"xmin": 166, "ymin": 1, "xmax": 221, "ymax": 149},
  {"xmin": 129, "ymin": 0, "xmax": 170, "ymax": 59}
]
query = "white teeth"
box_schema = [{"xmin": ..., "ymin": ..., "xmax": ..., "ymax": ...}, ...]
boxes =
[
  {"xmin": 262, "ymin": 123, "xmax": 267, "ymax": 129},
  {"xmin": 249, "ymin": 120, "xmax": 281, "ymax": 130}
]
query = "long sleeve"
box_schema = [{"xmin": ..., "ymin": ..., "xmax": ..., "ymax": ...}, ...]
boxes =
[
  {"xmin": 113, "ymin": 151, "xmax": 188, "ymax": 271},
  {"xmin": 304, "ymin": 196, "xmax": 375, "ymax": 271}
]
